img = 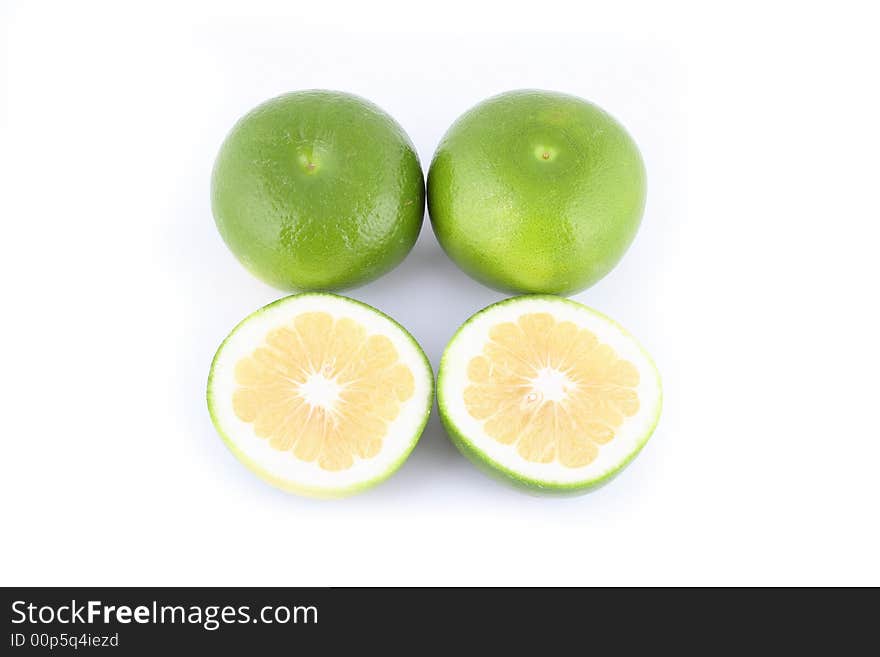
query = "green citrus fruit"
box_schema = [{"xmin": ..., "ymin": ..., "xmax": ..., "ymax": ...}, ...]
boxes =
[
  {"xmin": 427, "ymin": 90, "xmax": 646, "ymax": 295},
  {"xmin": 207, "ymin": 293, "xmax": 434, "ymax": 498},
  {"xmin": 212, "ymin": 91, "xmax": 425, "ymax": 291},
  {"xmin": 438, "ymin": 295, "xmax": 661, "ymax": 494}
]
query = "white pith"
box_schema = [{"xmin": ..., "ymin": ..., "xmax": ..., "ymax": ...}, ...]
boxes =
[
  {"xmin": 210, "ymin": 295, "xmax": 432, "ymax": 493},
  {"xmin": 441, "ymin": 297, "xmax": 661, "ymax": 486}
]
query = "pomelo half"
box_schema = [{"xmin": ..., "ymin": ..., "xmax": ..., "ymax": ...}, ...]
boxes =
[
  {"xmin": 207, "ymin": 293, "xmax": 433, "ymax": 498},
  {"xmin": 438, "ymin": 296, "xmax": 661, "ymax": 494}
]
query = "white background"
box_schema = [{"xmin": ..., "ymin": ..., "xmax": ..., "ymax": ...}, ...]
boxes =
[{"xmin": 2, "ymin": 1, "xmax": 878, "ymax": 586}]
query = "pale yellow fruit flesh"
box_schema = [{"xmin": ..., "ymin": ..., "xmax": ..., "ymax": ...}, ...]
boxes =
[
  {"xmin": 463, "ymin": 313, "xmax": 640, "ymax": 468},
  {"xmin": 231, "ymin": 311, "xmax": 415, "ymax": 471}
]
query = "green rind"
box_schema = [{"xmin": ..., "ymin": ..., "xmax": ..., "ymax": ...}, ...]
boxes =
[
  {"xmin": 438, "ymin": 295, "xmax": 662, "ymax": 495},
  {"xmin": 207, "ymin": 292, "xmax": 434, "ymax": 499}
]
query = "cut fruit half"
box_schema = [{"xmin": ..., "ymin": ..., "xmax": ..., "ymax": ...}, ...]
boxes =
[
  {"xmin": 438, "ymin": 296, "xmax": 661, "ymax": 494},
  {"xmin": 208, "ymin": 293, "xmax": 433, "ymax": 498}
]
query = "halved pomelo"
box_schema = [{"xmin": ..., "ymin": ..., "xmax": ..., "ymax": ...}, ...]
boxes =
[
  {"xmin": 438, "ymin": 296, "xmax": 661, "ymax": 493},
  {"xmin": 207, "ymin": 293, "xmax": 433, "ymax": 498}
]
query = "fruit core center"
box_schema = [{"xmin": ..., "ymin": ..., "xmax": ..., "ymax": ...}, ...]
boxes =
[
  {"xmin": 298, "ymin": 371, "xmax": 341, "ymax": 410},
  {"xmin": 529, "ymin": 367, "xmax": 572, "ymax": 403}
]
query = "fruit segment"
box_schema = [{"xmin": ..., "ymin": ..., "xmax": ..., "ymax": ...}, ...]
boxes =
[
  {"xmin": 463, "ymin": 313, "xmax": 640, "ymax": 468},
  {"xmin": 232, "ymin": 311, "xmax": 415, "ymax": 471}
]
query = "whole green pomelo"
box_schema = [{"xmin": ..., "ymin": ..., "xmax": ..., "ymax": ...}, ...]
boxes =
[
  {"xmin": 427, "ymin": 90, "xmax": 646, "ymax": 295},
  {"xmin": 212, "ymin": 90, "xmax": 425, "ymax": 290}
]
